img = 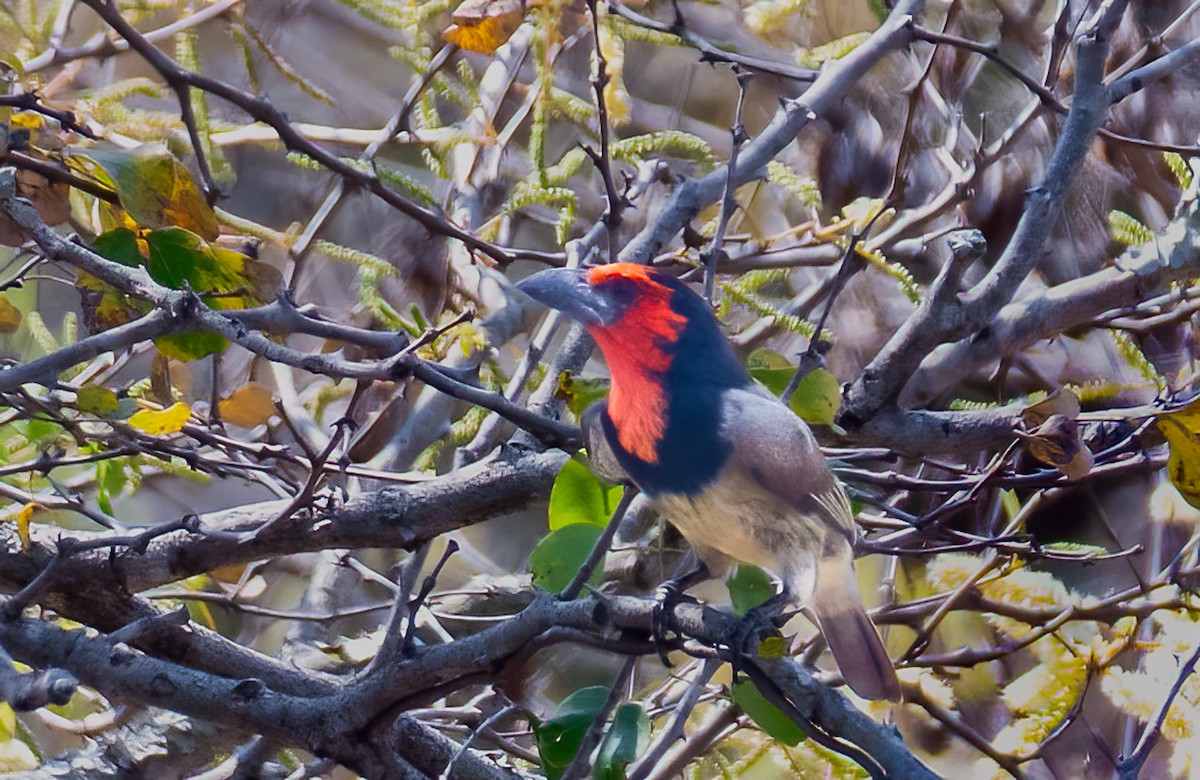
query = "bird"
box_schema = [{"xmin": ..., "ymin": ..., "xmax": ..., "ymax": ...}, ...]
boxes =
[{"xmin": 518, "ymin": 262, "xmax": 900, "ymax": 702}]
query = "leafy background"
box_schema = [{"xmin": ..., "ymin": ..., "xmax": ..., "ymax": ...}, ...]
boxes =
[{"xmin": 0, "ymin": 0, "xmax": 1199, "ymax": 778}]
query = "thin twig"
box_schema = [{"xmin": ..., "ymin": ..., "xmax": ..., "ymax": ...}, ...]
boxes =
[
  {"xmin": 1117, "ymin": 646, "xmax": 1200, "ymax": 779},
  {"xmin": 582, "ymin": 0, "xmax": 624, "ymax": 259},
  {"xmin": 560, "ymin": 486, "xmax": 638, "ymax": 601},
  {"xmin": 560, "ymin": 656, "xmax": 637, "ymax": 780},
  {"xmin": 701, "ymin": 66, "xmax": 751, "ymax": 304}
]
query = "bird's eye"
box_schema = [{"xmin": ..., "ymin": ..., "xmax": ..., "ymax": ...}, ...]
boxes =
[{"xmin": 598, "ymin": 277, "xmax": 641, "ymax": 312}]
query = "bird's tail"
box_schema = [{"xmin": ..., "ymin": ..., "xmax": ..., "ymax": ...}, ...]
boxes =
[{"xmin": 808, "ymin": 557, "xmax": 900, "ymax": 702}]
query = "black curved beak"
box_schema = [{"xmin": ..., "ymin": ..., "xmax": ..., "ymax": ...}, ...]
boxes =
[{"xmin": 516, "ymin": 267, "xmax": 616, "ymax": 327}]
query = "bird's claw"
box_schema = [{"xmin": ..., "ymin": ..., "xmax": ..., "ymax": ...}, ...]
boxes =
[
  {"xmin": 650, "ymin": 579, "xmax": 699, "ymax": 665},
  {"xmin": 727, "ymin": 599, "xmax": 788, "ymax": 669}
]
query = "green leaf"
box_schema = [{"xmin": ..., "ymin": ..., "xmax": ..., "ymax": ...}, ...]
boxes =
[
  {"xmin": 141, "ymin": 227, "xmax": 280, "ymax": 360},
  {"xmin": 96, "ymin": 456, "xmax": 128, "ymax": 516},
  {"xmin": 80, "ymin": 228, "xmax": 150, "ymax": 333},
  {"xmin": 154, "ymin": 330, "xmax": 230, "ymax": 363},
  {"xmin": 727, "ymin": 565, "xmax": 774, "ymax": 616},
  {"xmin": 92, "ymin": 228, "xmax": 143, "ymax": 267},
  {"xmin": 104, "ymin": 397, "xmax": 140, "ymax": 421},
  {"xmin": 789, "ymin": 369, "xmax": 841, "ymax": 426},
  {"xmin": 747, "ymin": 348, "xmax": 792, "ymax": 372},
  {"xmin": 534, "ymin": 686, "xmax": 609, "ymax": 780},
  {"xmin": 145, "ymin": 227, "xmax": 241, "ymax": 293},
  {"xmin": 555, "ymin": 371, "xmax": 611, "ymax": 418},
  {"xmin": 84, "ymin": 226, "xmax": 277, "ymax": 356},
  {"xmin": 595, "ymin": 702, "xmax": 649, "ymax": 780},
  {"xmin": 549, "ymin": 458, "xmax": 623, "ymax": 530},
  {"xmin": 747, "ymin": 349, "xmax": 841, "ymax": 425},
  {"xmin": 83, "ymin": 145, "xmax": 220, "ymax": 239},
  {"xmin": 22, "ymin": 419, "xmax": 62, "ymax": 446},
  {"xmin": 531, "ymin": 524, "xmax": 604, "ymax": 594},
  {"xmin": 75, "ymin": 385, "xmax": 119, "ymax": 415},
  {"xmin": 731, "ymin": 677, "xmax": 805, "ymax": 746}
]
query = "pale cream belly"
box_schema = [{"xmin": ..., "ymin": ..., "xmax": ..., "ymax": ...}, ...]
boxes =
[{"xmin": 652, "ymin": 464, "xmax": 824, "ymax": 578}]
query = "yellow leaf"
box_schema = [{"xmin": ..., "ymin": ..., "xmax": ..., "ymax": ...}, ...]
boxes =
[
  {"xmin": 8, "ymin": 112, "xmax": 42, "ymax": 130},
  {"xmin": 15, "ymin": 503, "xmax": 35, "ymax": 552},
  {"xmin": 756, "ymin": 635, "xmax": 788, "ymax": 659},
  {"xmin": 0, "ymin": 296, "xmax": 19, "ymax": 334},
  {"xmin": 128, "ymin": 402, "xmax": 191, "ymax": 435},
  {"xmin": 1159, "ymin": 398, "xmax": 1200, "ymax": 509},
  {"xmin": 218, "ymin": 383, "xmax": 276, "ymax": 428},
  {"xmin": 75, "ymin": 385, "xmax": 119, "ymax": 415},
  {"xmin": 443, "ymin": 0, "xmax": 525, "ymax": 54}
]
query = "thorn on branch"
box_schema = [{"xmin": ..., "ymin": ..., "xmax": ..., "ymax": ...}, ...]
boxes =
[
  {"xmin": 402, "ymin": 540, "xmax": 460, "ymax": 656},
  {"xmin": 107, "ymin": 606, "xmax": 192, "ymax": 646}
]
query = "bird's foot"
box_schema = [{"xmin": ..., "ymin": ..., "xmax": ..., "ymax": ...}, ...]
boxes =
[
  {"xmin": 651, "ymin": 578, "xmax": 700, "ymax": 665},
  {"xmin": 727, "ymin": 595, "xmax": 790, "ymax": 667}
]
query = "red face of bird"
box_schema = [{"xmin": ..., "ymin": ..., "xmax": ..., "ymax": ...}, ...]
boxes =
[
  {"xmin": 518, "ymin": 264, "xmax": 696, "ymax": 463},
  {"xmin": 517, "ymin": 264, "xmax": 674, "ymax": 329},
  {"xmin": 518, "ymin": 263, "xmax": 691, "ymax": 373}
]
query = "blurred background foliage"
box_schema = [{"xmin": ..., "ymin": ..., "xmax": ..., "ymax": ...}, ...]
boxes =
[{"xmin": 0, "ymin": 0, "xmax": 1200, "ymax": 778}]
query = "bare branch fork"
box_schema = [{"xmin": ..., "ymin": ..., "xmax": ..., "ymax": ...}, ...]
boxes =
[
  {"xmin": 619, "ymin": 0, "xmax": 927, "ymax": 265},
  {"xmin": 840, "ymin": 1, "xmax": 1133, "ymax": 439}
]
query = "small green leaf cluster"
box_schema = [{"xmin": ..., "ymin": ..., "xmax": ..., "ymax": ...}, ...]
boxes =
[
  {"xmin": 530, "ymin": 458, "xmax": 623, "ymax": 594},
  {"xmin": 533, "ymin": 686, "xmax": 649, "ymax": 780}
]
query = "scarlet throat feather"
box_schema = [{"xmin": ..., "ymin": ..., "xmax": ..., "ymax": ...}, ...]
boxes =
[{"xmin": 584, "ymin": 265, "xmax": 686, "ymax": 464}]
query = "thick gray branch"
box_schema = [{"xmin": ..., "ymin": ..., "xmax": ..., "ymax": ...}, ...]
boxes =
[
  {"xmin": 0, "ymin": 587, "xmax": 929, "ymax": 780},
  {"xmin": 14, "ymin": 450, "xmax": 566, "ymax": 599},
  {"xmin": 905, "ymin": 154, "xmax": 1200, "ymax": 406},
  {"xmin": 841, "ymin": 3, "xmax": 1128, "ymax": 426}
]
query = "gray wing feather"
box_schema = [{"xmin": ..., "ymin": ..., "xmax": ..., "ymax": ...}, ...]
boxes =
[
  {"xmin": 581, "ymin": 401, "xmax": 630, "ymax": 485},
  {"xmin": 720, "ymin": 386, "xmax": 855, "ymax": 539}
]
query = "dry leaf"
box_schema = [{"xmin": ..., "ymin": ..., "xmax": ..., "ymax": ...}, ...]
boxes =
[
  {"xmin": 219, "ymin": 382, "xmax": 276, "ymax": 428},
  {"xmin": 1020, "ymin": 389, "xmax": 1092, "ymax": 480},
  {"xmin": 243, "ymin": 259, "xmax": 283, "ymax": 301},
  {"xmin": 150, "ymin": 352, "xmax": 174, "ymax": 406},
  {"xmin": 1021, "ymin": 414, "xmax": 1094, "ymax": 480},
  {"xmin": 443, "ymin": 0, "xmax": 525, "ymax": 54},
  {"xmin": 128, "ymin": 402, "xmax": 191, "ymax": 435},
  {"xmin": 0, "ymin": 296, "xmax": 20, "ymax": 334},
  {"xmin": 1022, "ymin": 388, "xmax": 1081, "ymax": 428},
  {"xmin": 0, "ymin": 167, "xmax": 70, "ymax": 246}
]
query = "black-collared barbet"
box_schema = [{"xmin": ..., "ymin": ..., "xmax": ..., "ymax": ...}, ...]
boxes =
[{"xmin": 518, "ymin": 262, "xmax": 900, "ymax": 702}]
